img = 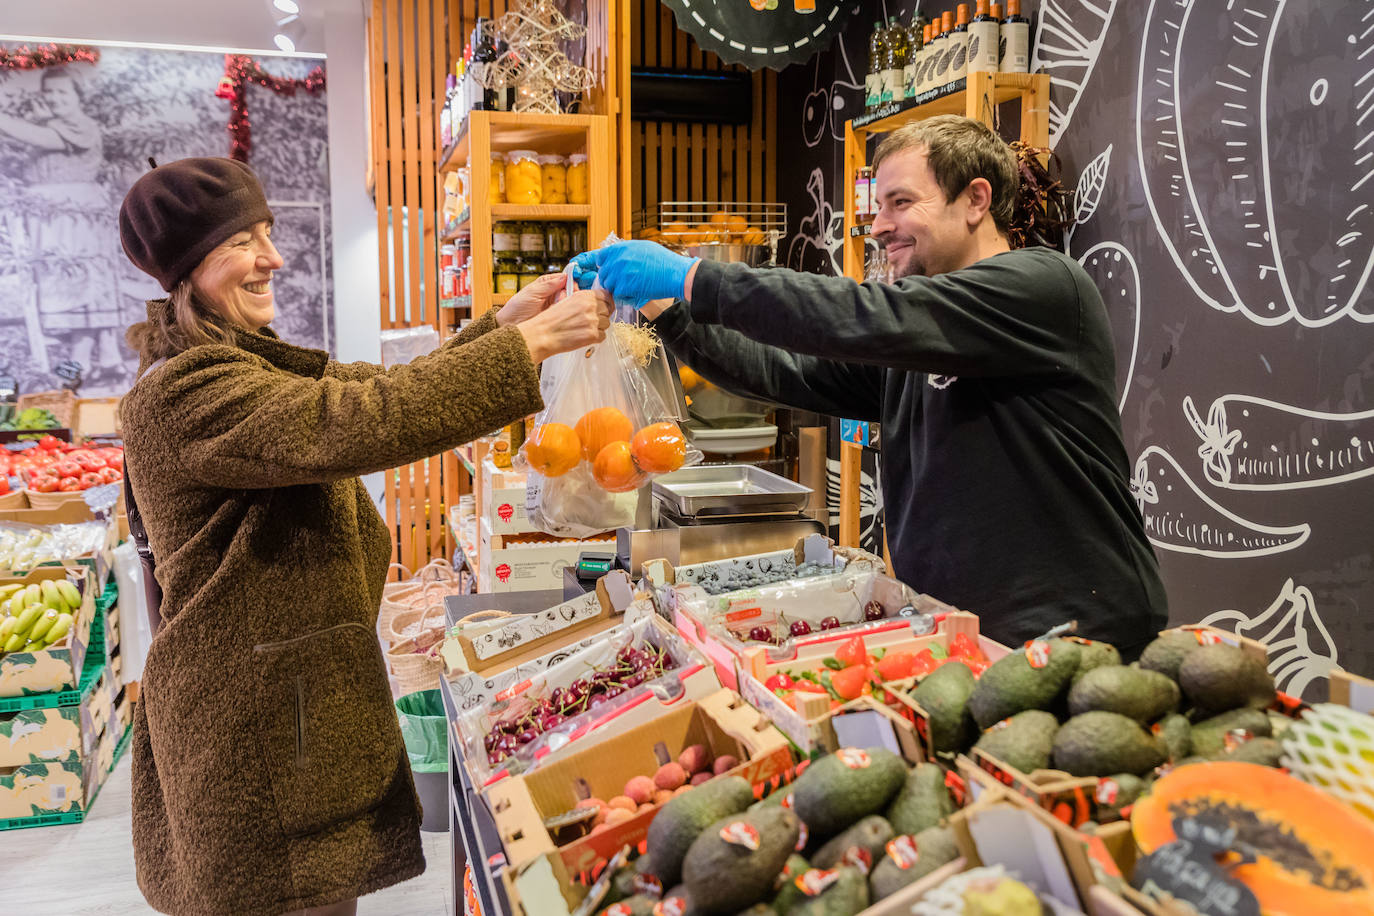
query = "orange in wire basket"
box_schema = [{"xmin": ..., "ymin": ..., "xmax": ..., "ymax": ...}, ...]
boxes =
[
  {"xmin": 523, "ymin": 423, "xmax": 581, "ymax": 477},
  {"xmin": 575, "ymin": 406, "xmax": 635, "ymax": 462},
  {"xmin": 592, "ymin": 441, "xmax": 647, "ymax": 492},
  {"xmin": 631, "ymin": 422, "xmax": 687, "ymax": 474}
]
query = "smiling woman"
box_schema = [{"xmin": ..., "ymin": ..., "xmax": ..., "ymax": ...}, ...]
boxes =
[{"xmin": 188, "ymin": 218, "xmax": 283, "ymax": 332}]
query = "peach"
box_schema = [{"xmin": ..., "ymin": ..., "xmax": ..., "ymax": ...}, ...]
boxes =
[
  {"xmin": 624, "ymin": 775, "xmax": 656, "ymax": 805},
  {"xmin": 712, "ymin": 755, "xmax": 739, "ymax": 775},
  {"xmin": 654, "ymin": 762, "xmax": 687, "ymax": 790},
  {"xmin": 608, "ymin": 795, "xmax": 637, "ymax": 812},
  {"xmin": 678, "ymin": 744, "xmax": 712, "ymax": 775}
]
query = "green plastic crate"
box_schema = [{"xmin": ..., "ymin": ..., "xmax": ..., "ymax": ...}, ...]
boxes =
[
  {"xmin": 0, "ymin": 722, "xmax": 131, "ymax": 832},
  {"xmin": 0, "ymin": 622, "xmax": 106, "ymax": 714}
]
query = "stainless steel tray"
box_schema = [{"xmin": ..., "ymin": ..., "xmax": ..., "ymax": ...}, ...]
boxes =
[{"xmin": 652, "ymin": 465, "xmax": 812, "ymax": 518}]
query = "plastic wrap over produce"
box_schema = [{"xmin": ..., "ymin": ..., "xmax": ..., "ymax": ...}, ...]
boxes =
[
  {"xmin": 0, "ymin": 522, "xmax": 106, "ymax": 574},
  {"xmin": 454, "ymin": 613, "xmax": 709, "ymax": 784}
]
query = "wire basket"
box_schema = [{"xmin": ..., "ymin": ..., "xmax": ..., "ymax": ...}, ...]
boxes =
[{"xmin": 633, "ymin": 201, "xmax": 787, "ymax": 266}]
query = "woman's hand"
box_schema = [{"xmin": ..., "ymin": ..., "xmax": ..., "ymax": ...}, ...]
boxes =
[
  {"xmin": 495, "ymin": 272, "xmax": 566, "ymax": 327},
  {"xmin": 517, "ymin": 289, "xmax": 614, "ymax": 363}
]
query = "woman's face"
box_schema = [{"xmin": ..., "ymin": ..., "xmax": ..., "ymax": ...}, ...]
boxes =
[
  {"xmin": 41, "ymin": 76, "xmax": 81, "ymax": 117},
  {"xmin": 189, "ymin": 220, "xmax": 283, "ymax": 332}
]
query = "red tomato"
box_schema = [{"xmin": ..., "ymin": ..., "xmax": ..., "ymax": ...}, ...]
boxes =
[
  {"xmin": 792, "ymin": 679, "xmax": 828, "ymax": 694},
  {"xmin": 0, "ymin": 477, "xmax": 9, "ymax": 495},
  {"xmin": 31, "ymin": 476, "xmax": 59, "ymax": 493},
  {"xmin": 74, "ymin": 453, "xmax": 105, "ymax": 473},
  {"xmin": 78, "ymin": 471, "xmax": 102, "ymax": 489},
  {"xmin": 764, "ymin": 673, "xmax": 796, "ymax": 692},
  {"xmin": 58, "ymin": 476, "xmax": 82, "ymax": 492},
  {"xmin": 36, "ymin": 435, "xmax": 63, "ymax": 451},
  {"xmin": 55, "ymin": 459, "xmax": 81, "ymax": 479},
  {"xmin": 875, "ymin": 651, "xmax": 916, "ymax": 682},
  {"xmin": 97, "ymin": 467, "xmax": 122, "ymax": 485},
  {"xmin": 834, "ymin": 636, "xmax": 868, "ymax": 668},
  {"xmin": 829, "ymin": 664, "xmax": 871, "ymax": 701},
  {"xmin": 103, "ymin": 451, "xmax": 123, "ymax": 471},
  {"xmin": 949, "ymin": 633, "xmax": 986, "ymax": 662}
]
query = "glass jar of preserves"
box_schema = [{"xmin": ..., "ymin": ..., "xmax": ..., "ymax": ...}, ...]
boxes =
[
  {"xmin": 518, "ymin": 256, "xmax": 544, "ymax": 289},
  {"xmin": 494, "ymin": 256, "xmax": 520, "ymax": 295},
  {"xmin": 488, "ymin": 151, "xmax": 505, "ymax": 205},
  {"xmin": 538, "ymin": 154, "xmax": 568, "ymax": 204},
  {"xmin": 519, "ymin": 221, "xmax": 546, "ymax": 259},
  {"xmin": 504, "ymin": 149, "xmax": 542, "ymax": 205},
  {"xmin": 566, "ymin": 153, "xmax": 589, "ymax": 204},
  {"xmin": 544, "ymin": 222, "xmax": 571, "ymax": 265},
  {"xmin": 493, "ymin": 220, "xmax": 521, "ymax": 257},
  {"xmin": 570, "ymin": 221, "xmax": 588, "ymax": 255}
]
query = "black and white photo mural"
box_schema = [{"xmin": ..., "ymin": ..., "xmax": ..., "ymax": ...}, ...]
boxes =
[
  {"xmin": 0, "ymin": 42, "xmax": 331, "ymax": 397},
  {"xmin": 776, "ymin": 0, "xmax": 1374, "ymax": 694}
]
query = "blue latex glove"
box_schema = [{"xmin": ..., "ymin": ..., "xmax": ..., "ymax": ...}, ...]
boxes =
[{"xmin": 569, "ymin": 241, "xmax": 698, "ymax": 308}]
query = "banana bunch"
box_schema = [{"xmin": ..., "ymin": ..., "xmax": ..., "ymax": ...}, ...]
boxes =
[{"xmin": 0, "ymin": 579, "xmax": 79, "ymax": 655}]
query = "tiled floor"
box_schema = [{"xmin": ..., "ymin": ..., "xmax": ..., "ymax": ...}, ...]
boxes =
[{"xmin": 9, "ymin": 753, "xmax": 454, "ymax": 916}]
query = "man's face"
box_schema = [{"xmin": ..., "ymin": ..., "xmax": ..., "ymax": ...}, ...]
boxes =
[{"xmin": 871, "ymin": 147, "xmax": 972, "ymax": 279}]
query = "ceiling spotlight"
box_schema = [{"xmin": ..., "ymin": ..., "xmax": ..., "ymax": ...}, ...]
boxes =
[
  {"xmin": 274, "ymin": 13, "xmax": 304, "ymax": 52},
  {"xmin": 273, "ymin": 0, "xmax": 300, "ymax": 12}
]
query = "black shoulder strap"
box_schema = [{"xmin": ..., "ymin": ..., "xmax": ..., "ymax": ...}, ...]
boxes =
[{"xmin": 126, "ymin": 357, "xmax": 168, "ymax": 635}]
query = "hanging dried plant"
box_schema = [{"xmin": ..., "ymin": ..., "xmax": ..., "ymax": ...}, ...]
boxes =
[{"xmin": 1007, "ymin": 141, "xmax": 1076, "ymax": 252}]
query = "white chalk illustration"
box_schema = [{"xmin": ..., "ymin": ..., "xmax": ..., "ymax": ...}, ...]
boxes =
[
  {"xmin": 826, "ymin": 456, "xmax": 883, "ymax": 554},
  {"xmin": 802, "ymin": 34, "xmax": 864, "ymax": 148},
  {"xmin": 1200, "ymin": 578, "xmax": 1338, "ymax": 698},
  {"xmin": 1130, "ymin": 444, "xmax": 1310, "ymax": 557},
  {"xmin": 1184, "ymin": 394, "xmax": 1374, "ymax": 491},
  {"xmin": 1030, "ymin": 0, "xmax": 1120, "ymax": 147},
  {"xmin": 787, "ymin": 167, "xmax": 845, "ymax": 276},
  {"xmin": 1136, "ymin": 0, "xmax": 1374, "ymax": 327},
  {"xmin": 1076, "ymin": 241, "xmax": 1139, "ymax": 412}
]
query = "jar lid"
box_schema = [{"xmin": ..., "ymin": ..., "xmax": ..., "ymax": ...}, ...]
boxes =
[
  {"xmin": 537, "ymin": 154, "xmax": 567, "ymax": 165},
  {"xmin": 567, "ymin": 153, "xmax": 588, "ymax": 165},
  {"xmin": 490, "ymin": 151, "xmax": 505, "ymax": 161},
  {"xmin": 506, "ymin": 149, "xmax": 539, "ymax": 161}
]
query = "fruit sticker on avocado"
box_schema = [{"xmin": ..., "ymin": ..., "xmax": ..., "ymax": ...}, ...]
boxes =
[
  {"xmin": 1096, "ymin": 778, "xmax": 1120, "ymax": 806},
  {"xmin": 1025, "ymin": 639, "xmax": 1052, "ymax": 668},
  {"xmin": 1222, "ymin": 729, "xmax": 1254, "ymax": 753},
  {"xmin": 605, "ymin": 904, "xmax": 634, "ymax": 916},
  {"xmin": 653, "ymin": 897, "xmax": 687, "ymax": 916},
  {"xmin": 795, "ymin": 868, "xmax": 842, "ymax": 896},
  {"xmin": 840, "ymin": 845, "xmax": 872, "ymax": 875},
  {"xmin": 1186, "ymin": 628, "xmax": 1224, "ymax": 646},
  {"xmin": 990, "ymin": 717, "xmax": 1013, "ymax": 731},
  {"xmin": 836, "ymin": 747, "xmax": 871, "ymax": 769},
  {"xmin": 632, "ymin": 874, "xmax": 663, "ymax": 898},
  {"xmin": 887, "ymin": 835, "xmax": 921, "ymax": 870},
  {"xmin": 719, "ymin": 820, "xmax": 760, "ymax": 850},
  {"xmin": 795, "ymin": 821, "xmax": 808, "ymax": 850}
]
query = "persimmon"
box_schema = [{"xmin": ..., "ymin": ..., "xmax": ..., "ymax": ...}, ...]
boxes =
[
  {"xmin": 574, "ymin": 406, "xmax": 634, "ymax": 462},
  {"xmin": 523, "ymin": 423, "xmax": 581, "ymax": 477},
  {"xmin": 631, "ymin": 422, "xmax": 687, "ymax": 474},
  {"xmin": 677, "ymin": 365, "xmax": 704, "ymax": 390},
  {"xmin": 592, "ymin": 441, "xmax": 647, "ymax": 492}
]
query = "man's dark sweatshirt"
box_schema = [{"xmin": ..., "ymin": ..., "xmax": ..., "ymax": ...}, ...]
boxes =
[{"xmin": 651, "ymin": 247, "xmax": 1167, "ymax": 653}]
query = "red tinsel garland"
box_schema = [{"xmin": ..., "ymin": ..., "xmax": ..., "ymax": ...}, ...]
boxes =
[
  {"xmin": 0, "ymin": 43, "xmax": 99, "ymax": 71},
  {"xmin": 216, "ymin": 54, "xmax": 326, "ymax": 162}
]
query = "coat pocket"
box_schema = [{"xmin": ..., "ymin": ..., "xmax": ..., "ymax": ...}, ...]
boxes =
[{"xmin": 252, "ymin": 622, "xmax": 404, "ymax": 837}]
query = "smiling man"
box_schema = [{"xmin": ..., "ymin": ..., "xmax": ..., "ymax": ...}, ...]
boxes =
[{"xmin": 573, "ymin": 114, "xmax": 1167, "ymax": 653}]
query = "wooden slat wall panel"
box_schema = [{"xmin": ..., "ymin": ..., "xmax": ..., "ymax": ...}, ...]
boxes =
[{"xmin": 630, "ymin": 0, "xmax": 777, "ymax": 218}]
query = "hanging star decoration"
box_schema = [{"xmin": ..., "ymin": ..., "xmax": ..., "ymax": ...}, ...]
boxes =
[
  {"xmin": 484, "ymin": 0, "xmax": 595, "ymax": 113},
  {"xmin": 215, "ymin": 54, "xmax": 326, "ymax": 162}
]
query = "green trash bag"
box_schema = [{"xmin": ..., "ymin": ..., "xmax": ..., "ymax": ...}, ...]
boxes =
[{"xmin": 395, "ymin": 689, "xmax": 449, "ymax": 773}]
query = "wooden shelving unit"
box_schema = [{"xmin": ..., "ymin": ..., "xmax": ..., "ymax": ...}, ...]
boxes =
[{"xmin": 438, "ymin": 110, "xmax": 613, "ymax": 320}]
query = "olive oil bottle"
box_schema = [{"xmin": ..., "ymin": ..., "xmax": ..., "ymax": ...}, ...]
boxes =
[
  {"xmin": 948, "ymin": 4, "xmax": 971, "ymax": 83},
  {"xmin": 1001, "ymin": 0, "xmax": 1030, "ymax": 73},
  {"xmin": 968, "ymin": 0, "xmax": 1001, "ymax": 74}
]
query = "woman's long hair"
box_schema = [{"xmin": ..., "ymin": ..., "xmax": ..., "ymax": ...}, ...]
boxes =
[{"xmin": 125, "ymin": 280, "xmax": 236, "ymax": 365}]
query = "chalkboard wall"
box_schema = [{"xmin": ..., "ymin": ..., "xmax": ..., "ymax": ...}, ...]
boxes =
[{"xmin": 775, "ymin": 0, "xmax": 1373, "ymax": 696}]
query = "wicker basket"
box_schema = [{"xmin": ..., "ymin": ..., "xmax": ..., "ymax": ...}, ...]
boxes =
[
  {"xmin": 379, "ymin": 558, "xmax": 464, "ymax": 636},
  {"xmin": 25, "ymin": 487, "xmax": 124, "ymax": 513},
  {"xmin": 387, "ymin": 629, "xmax": 446, "ymax": 695},
  {"xmin": 0, "ymin": 489, "xmax": 27, "ymax": 510},
  {"xmin": 16, "ymin": 389, "xmax": 78, "ymax": 428},
  {"xmin": 386, "ymin": 599, "xmax": 447, "ymax": 649}
]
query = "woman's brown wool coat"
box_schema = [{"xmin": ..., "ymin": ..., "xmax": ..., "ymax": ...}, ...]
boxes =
[{"xmin": 120, "ymin": 304, "xmax": 541, "ymax": 915}]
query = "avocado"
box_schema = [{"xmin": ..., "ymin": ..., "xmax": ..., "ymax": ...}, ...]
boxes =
[
  {"xmin": 683, "ymin": 806, "xmax": 801, "ymax": 914},
  {"xmin": 884, "ymin": 763, "xmax": 956, "ymax": 836},
  {"xmin": 1217, "ymin": 736, "xmax": 1284, "ymax": 767},
  {"xmin": 750, "ymin": 784, "xmax": 793, "ymax": 811},
  {"xmin": 1052, "ymin": 711, "xmax": 1167, "ymax": 777},
  {"xmin": 1178, "ymin": 644, "xmax": 1276, "ymax": 715},
  {"xmin": 1189, "ymin": 707, "xmax": 1272, "ymax": 757},
  {"xmin": 968, "ymin": 639, "xmax": 1082, "ymax": 729},
  {"xmin": 1093, "ymin": 773, "xmax": 1146, "ymax": 822},
  {"xmin": 1070, "ymin": 639, "xmax": 1123, "ymax": 683},
  {"xmin": 1138, "ymin": 631, "xmax": 1204, "ymax": 682},
  {"xmin": 646, "ymin": 775, "xmax": 756, "ymax": 887},
  {"xmin": 1156, "ymin": 713, "xmax": 1192, "ymax": 762},
  {"xmin": 598, "ymin": 895, "xmax": 657, "ymax": 916},
  {"xmin": 810, "ymin": 815, "xmax": 894, "ymax": 869},
  {"xmin": 972, "ymin": 710, "xmax": 1059, "ymax": 775},
  {"xmin": 791, "ymin": 747, "xmax": 907, "ymax": 839},
  {"xmin": 768, "ymin": 854, "xmax": 812, "ymax": 914},
  {"xmin": 1067, "ymin": 665, "xmax": 1180, "ymax": 723},
  {"xmin": 867, "ymin": 825, "xmax": 960, "ymax": 901},
  {"xmin": 909, "ymin": 660, "xmax": 978, "ymax": 754},
  {"xmin": 735, "ymin": 906, "xmax": 773, "ymax": 916},
  {"xmin": 785, "ymin": 866, "xmax": 869, "ymax": 916}
]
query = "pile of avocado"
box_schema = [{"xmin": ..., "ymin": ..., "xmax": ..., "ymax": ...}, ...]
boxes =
[
  {"xmin": 597, "ymin": 748, "xmax": 964, "ymax": 915},
  {"xmin": 913, "ymin": 633, "xmax": 1281, "ymax": 811}
]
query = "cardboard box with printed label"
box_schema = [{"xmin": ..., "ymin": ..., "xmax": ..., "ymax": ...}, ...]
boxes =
[
  {"xmin": 0, "ymin": 660, "xmax": 117, "ymax": 767},
  {"xmin": 0, "ymin": 565, "xmax": 99, "ymax": 698},
  {"xmin": 482, "ymin": 689, "xmax": 794, "ymax": 916},
  {"xmin": 479, "ymin": 457, "xmax": 537, "ymax": 536},
  {"xmin": 0, "ymin": 703, "xmax": 125, "ymax": 822},
  {"xmin": 478, "ymin": 516, "xmax": 614, "ymax": 593}
]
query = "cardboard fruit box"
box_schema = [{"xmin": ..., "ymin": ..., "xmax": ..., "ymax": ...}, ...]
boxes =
[
  {"xmin": 482, "ymin": 688, "xmax": 794, "ymax": 916},
  {"xmin": 479, "ymin": 516, "xmax": 616, "ymax": 593},
  {"xmin": 0, "ymin": 566, "xmax": 98, "ymax": 698},
  {"xmin": 0, "ymin": 694, "xmax": 126, "ymax": 826},
  {"xmin": 0, "ymin": 501, "xmax": 118, "ymax": 588},
  {"xmin": 0, "ymin": 658, "xmax": 117, "ymax": 767},
  {"xmin": 737, "ymin": 611, "xmax": 1010, "ymax": 756}
]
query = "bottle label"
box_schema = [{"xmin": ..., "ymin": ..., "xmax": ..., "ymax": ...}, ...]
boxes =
[
  {"xmin": 932, "ymin": 42, "xmax": 951, "ymax": 87},
  {"xmin": 969, "ymin": 22, "xmax": 1000, "ymax": 72},
  {"xmin": 903, "ymin": 62, "xmax": 916, "ymax": 99},
  {"xmin": 948, "ymin": 33, "xmax": 969, "ymax": 80},
  {"xmin": 881, "ymin": 68, "xmax": 901, "ymax": 104},
  {"xmin": 865, "ymin": 72, "xmax": 879, "ymax": 108},
  {"xmin": 493, "ymin": 231, "xmax": 518, "ymax": 251},
  {"xmin": 520, "ymin": 232, "xmax": 546, "ymax": 253},
  {"xmin": 1002, "ymin": 22, "xmax": 1029, "ymax": 73}
]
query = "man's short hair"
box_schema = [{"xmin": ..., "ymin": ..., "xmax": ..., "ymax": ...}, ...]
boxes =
[{"xmin": 870, "ymin": 115, "xmax": 1017, "ymax": 235}]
